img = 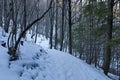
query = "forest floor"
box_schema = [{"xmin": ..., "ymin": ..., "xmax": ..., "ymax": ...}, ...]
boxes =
[{"xmin": 0, "ymin": 29, "xmax": 118, "ymax": 80}]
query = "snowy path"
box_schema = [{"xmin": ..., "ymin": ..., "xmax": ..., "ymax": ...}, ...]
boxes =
[{"xmin": 47, "ymin": 49, "xmax": 110, "ymax": 80}]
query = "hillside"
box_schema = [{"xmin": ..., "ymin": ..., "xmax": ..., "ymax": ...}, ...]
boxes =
[
  {"xmin": 0, "ymin": 0, "xmax": 120, "ymax": 80},
  {"xmin": 0, "ymin": 40, "xmax": 111, "ymax": 80}
]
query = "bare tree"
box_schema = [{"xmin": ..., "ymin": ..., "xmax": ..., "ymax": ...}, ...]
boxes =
[
  {"xmin": 102, "ymin": 0, "xmax": 114, "ymax": 75},
  {"xmin": 54, "ymin": 0, "xmax": 59, "ymax": 49},
  {"xmin": 60, "ymin": 0, "xmax": 65, "ymax": 51},
  {"xmin": 4, "ymin": 0, "xmax": 10, "ymax": 33},
  {"xmin": 8, "ymin": 0, "xmax": 53, "ymax": 61},
  {"xmin": 68, "ymin": 0, "xmax": 72, "ymax": 54},
  {"xmin": 0, "ymin": 0, "xmax": 3, "ymax": 27}
]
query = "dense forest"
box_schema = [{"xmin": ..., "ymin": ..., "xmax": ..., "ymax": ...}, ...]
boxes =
[{"xmin": 0, "ymin": 0, "xmax": 120, "ymax": 79}]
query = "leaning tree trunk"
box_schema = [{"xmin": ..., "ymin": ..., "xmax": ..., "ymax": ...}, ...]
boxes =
[{"xmin": 8, "ymin": 1, "xmax": 53, "ymax": 61}]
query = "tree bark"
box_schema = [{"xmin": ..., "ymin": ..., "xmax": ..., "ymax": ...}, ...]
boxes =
[
  {"xmin": 0, "ymin": 0, "xmax": 3, "ymax": 27},
  {"xmin": 49, "ymin": 1, "xmax": 54, "ymax": 49},
  {"xmin": 8, "ymin": 0, "xmax": 52, "ymax": 60},
  {"xmin": 54, "ymin": 0, "xmax": 58, "ymax": 49},
  {"xmin": 102, "ymin": 0, "xmax": 113, "ymax": 75},
  {"xmin": 60, "ymin": 0, "xmax": 65, "ymax": 51},
  {"xmin": 68, "ymin": 0, "xmax": 72, "ymax": 54},
  {"xmin": 4, "ymin": 0, "xmax": 10, "ymax": 33},
  {"xmin": 23, "ymin": 0, "xmax": 27, "ymax": 38}
]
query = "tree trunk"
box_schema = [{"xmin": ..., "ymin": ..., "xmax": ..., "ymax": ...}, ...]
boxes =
[
  {"xmin": 0, "ymin": 0, "xmax": 3, "ymax": 27},
  {"xmin": 49, "ymin": 1, "xmax": 54, "ymax": 49},
  {"xmin": 68, "ymin": 0, "xmax": 72, "ymax": 54},
  {"xmin": 102, "ymin": 0, "xmax": 113, "ymax": 75},
  {"xmin": 23, "ymin": 0, "xmax": 27, "ymax": 38},
  {"xmin": 60, "ymin": 0, "xmax": 65, "ymax": 51},
  {"xmin": 4, "ymin": 0, "xmax": 9, "ymax": 33},
  {"xmin": 8, "ymin": 1, "xmax": 52, "ymax": 60},
  {"xmin": 54, "ymin": 0, "xmax": 58, "ymax": 49}
]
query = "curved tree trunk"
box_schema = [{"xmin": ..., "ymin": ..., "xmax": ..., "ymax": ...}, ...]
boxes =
[{"xmin": 8, "ymin": 0, "xmax": 52, "ymax": 61}]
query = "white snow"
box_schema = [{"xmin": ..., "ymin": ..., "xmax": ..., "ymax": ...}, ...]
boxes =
[
  {"xmin": 47, "ymin": 49, "xmax": 111, "ymax": 80},
  {"xmin": 0, "ymin": 30, "xmax": 114, "ymax": 80},
  {"xmin": 9, "ymin": 42, "xmax": 111, "ymax": 80},
  {"xmin": 0, "ymin": 34, "xmax": 19, "ymax": 80}
]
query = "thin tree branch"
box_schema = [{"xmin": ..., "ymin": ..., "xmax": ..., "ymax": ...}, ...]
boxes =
[{"xmin": 14, "ymin": 0, "xmax": 53, "ymax": 50}]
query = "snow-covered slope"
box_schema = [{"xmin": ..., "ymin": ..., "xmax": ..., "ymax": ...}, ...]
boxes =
[
  {"xmin": 0, "ymin": 42, "xmax": 111, "ymax": 80},
  {"xmin": 0, "ymin": 30, "xmax": 111, "ymax": 80},
  {"xmin": 0, "ymin": 43, "xmax": 19, "ymax": 80},
  {"xmin": 47, "ymin": 49, "xmax": 110, "ymax": 80}
]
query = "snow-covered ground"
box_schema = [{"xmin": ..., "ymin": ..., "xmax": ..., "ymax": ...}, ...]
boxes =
[
  {"xmin": 0, "ymin": 31, "xmax": 117, "ymax": 80},
  {"xmin": 26, "ymin": 33, "xmax": 49, "ymax": 49}
]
